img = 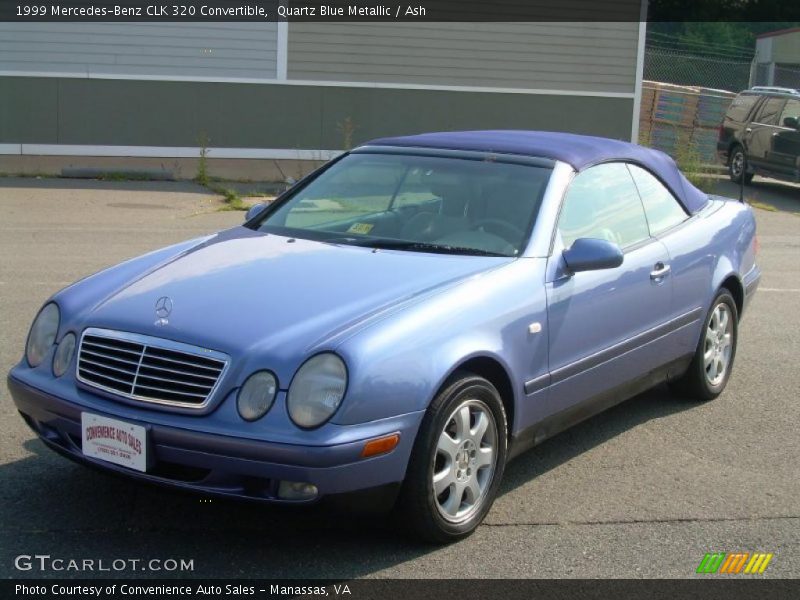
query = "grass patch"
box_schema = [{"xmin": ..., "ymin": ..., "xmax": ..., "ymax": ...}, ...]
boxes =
[
  {"xmin": 193, "ymin": 134, "xmax": 274, "ymax": 211},
  {"xmin": 206, "ymin": 184, "xmax": 275, "ymax": 212},
  {"xmin": 640, "ymin": 124, "xmax": 716, "ymax": 194},
  {"xmin": 748, "ymin": 200, "xmax": 778, "ymax": 212},
  {"xmin": 337, "ymin": 116, "xmax": 357, "ymax": 150},
  {"xmin": 196, "ymin": 132, "xmax": 211, "ymax": 186},
  {"xmin": 207, "ymin": 184, "xmax": 247, "ymax": 211},
  {"xmin": 192, "ymin": 136, "xmax": 246, "ymax": 210},
  {"xmin": 673, "ymin": 133, "xmax": 716, "ymax": 194}
]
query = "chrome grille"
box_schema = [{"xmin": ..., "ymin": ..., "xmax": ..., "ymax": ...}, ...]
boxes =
[{"xmin": 77, "ymin": 328, "xmax": 228, "ymax": 409}]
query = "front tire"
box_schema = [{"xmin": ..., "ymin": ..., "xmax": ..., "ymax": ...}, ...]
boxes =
[
  {"xmin": 729, "ymin": 145, "xmax": 754, "ymax": 184},
  {"xmin": 672, "ymin": 289, "xmax": 738, "ymax": 401},
  {"xmin": 398, "ymin": 372, "xmax": 507, "ymax": 543}
]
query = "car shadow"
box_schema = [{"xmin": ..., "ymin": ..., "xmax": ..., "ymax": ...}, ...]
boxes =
[
  {"xmin": 0, "ymin": 383, "xmax": 698, "ymax": 579},
  {"xmin": 500, "ymin": 384, "xmax": 695, "ymax": 496}
]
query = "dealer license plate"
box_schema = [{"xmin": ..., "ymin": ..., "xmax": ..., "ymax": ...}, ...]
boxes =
[{"xmin": 81, "ymin": 412, "xmax": 148, "ymax": 472}]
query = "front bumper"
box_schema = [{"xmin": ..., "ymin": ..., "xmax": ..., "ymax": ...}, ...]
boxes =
[{"xmin": 8, "ymin": 373, "xmax": 423, "ymax": 504}]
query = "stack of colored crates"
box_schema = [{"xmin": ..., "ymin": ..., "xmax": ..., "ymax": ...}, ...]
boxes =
[{"xmin": 639, "ymin": 81, "xmax": 736, "ymax": 163}]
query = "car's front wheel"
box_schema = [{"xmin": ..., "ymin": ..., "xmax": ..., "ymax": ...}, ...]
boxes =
[
  {"xmin": 398, "ymin": 372, "xmax": 507, "ymax": 543},
  {"xmin": 729, "ymin": 144, "xmax": 754, "ymax": 184}
]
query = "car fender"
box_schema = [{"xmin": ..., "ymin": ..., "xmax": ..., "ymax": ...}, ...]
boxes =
[
  {"xmin": 694, "ymin": 201, "xmax": 755, "ymax": 347},
  {"xmin": 331, "ymin": 258, "xmax": 548, "ymax": 426}
]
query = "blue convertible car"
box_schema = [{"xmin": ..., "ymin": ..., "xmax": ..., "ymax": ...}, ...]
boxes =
[{"xmin": 8, "ymin": 131, "xmax": 760, "ymax": 542}]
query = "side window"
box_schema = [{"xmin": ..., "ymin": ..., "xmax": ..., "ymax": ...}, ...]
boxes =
[
  {"xmin": 726, "ymin": 94, "xmax": 759, "ymax": 122},
  {"xmin": 558, "ymin": 163, "xmax": 650, "ymax": 250},
  {"xmin": 754, "ymin": 97, "xmax": 786, "ymax": 125},
  {"xmin": 627, "ymin": 165, "xmax": 688, "ymax": 236},
  {"xmin": 779, "ymin": 99, "xmax": 800, "ymax": 127}
]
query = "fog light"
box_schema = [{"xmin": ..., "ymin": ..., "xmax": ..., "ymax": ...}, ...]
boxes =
[{"xmin": 277, "ymin": 480, "xmax": 318, "ymax": 500}]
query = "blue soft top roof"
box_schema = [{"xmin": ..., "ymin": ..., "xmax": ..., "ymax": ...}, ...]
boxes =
[{"xmin": 365, "ymin": 130, "xmax": 709, "ymax": 214}]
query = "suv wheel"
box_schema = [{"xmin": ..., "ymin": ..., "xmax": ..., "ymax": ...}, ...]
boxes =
[{"xmin": 729, "ymin": 145, "xmax": 754, "ymax": 184}]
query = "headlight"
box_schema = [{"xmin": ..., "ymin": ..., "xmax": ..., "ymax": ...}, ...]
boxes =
[
  {"xmin": 52, "ymin": 332, "xmax": 77, "ymax": 377},
  {"xmin": 26, "ymin": 303, "xmax": 60, "ymax": 367},
  {"xmin": 287, "ymin": 353, "xmax": 347, "ymax": 429},
  {"xmin": 237, "ymin": 371, "xmax": 278, "ymax": 421}
]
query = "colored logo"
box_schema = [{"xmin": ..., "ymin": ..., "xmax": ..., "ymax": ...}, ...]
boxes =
[{"xmin": 696, "ymin": 552, "xmax": 773, "ymax": 574}]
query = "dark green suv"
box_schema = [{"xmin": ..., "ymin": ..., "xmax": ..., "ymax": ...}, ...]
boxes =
[{"xmin": 717, "ymin": 87, "xmax": 800, "ymax": 185}]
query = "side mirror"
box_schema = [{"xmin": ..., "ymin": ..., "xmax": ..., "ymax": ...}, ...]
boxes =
[
  {"xmin": 563, "ymin": 238, "xmax": 623, "ymax": 273},
  {"xmin": 245, "ymin": 202, "xmax": 268, "ymax": 221},
  {"xmin": 783, "ymin": 116, "xmax": 799, "ymax": 130}
]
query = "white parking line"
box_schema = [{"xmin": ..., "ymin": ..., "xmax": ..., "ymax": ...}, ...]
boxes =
[{"xmin": 760, "ymin": 288, "xmax": 800, "ymax": 293}]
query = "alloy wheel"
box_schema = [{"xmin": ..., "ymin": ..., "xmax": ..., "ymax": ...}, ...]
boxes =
[
  {"xmin": 432, "ymin": 399, "xmax": 498, "ymax": 523},
  {"xmin": 704, "ymin": 302, "xmax": 734, "ymax": 387}
]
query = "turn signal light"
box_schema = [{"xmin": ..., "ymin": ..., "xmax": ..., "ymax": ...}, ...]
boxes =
[{"xmin": 361, "ymin": 433, "xmax": 400, "ymax": 458}]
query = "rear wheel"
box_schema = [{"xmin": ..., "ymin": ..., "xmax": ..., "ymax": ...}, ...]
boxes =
[
  {"xmin": 671, "ymin": 289, "xmax": 738, "ymax": 401},
  {"xmin": 398, "ymin": 372, "xmax": 507, "ymax": 543},
  {"xmin": 729, "ymin": 145, "xmax": 754, "ymax": 184}
]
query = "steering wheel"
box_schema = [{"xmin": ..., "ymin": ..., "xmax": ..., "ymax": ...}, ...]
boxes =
[{"xmin": 472, "ymin": 218, "xmax": 526, "ymax": 244}]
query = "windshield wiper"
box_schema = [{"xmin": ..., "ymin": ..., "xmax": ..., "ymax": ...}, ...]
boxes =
[{"xmin": 353, "ymin": 238, "xmax": 508, "ymax": 257}]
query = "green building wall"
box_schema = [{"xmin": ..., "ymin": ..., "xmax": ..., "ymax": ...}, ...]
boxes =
[{"xmin": 0, "ymin": 77, "xmax": 634, "ymax": 151}]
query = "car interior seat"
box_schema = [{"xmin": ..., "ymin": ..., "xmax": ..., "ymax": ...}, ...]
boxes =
[{"xmin": 399, "ymin": 179, "xmax": 474, "ymax": 241}]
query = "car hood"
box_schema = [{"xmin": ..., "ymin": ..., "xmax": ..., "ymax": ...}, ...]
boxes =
[{"xmin": 81, "ymin": 227, "xmax": 512, "ymax": 361}]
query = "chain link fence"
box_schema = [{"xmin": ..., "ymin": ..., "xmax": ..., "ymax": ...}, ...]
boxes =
[
  {"xmin": 763, "ymin": 65, "xmax": 800, "ymax": 89},
  {"xmin": 644, "ymin": 47, "xmax": 753, "ymax": 93},
  {"xmin": 646, "ymin": 46, "xmax": 800, "ymax": 93}
]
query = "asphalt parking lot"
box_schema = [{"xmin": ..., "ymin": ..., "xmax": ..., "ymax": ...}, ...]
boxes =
[{"xmin": 1, "ymin": 176, "xmax": 798, "ymax": 579}]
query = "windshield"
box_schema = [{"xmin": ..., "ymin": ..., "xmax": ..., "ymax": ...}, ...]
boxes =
[{"xmin": 250, "ymin": 152, "xmax": 552, "ymax": 257}]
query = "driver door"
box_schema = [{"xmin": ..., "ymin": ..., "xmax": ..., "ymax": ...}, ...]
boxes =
[{"xmin": 543, "ymin": 162, "xmax": 672, "ymax": 416}]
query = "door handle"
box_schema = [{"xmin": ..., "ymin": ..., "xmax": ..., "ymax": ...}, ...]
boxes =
[{"xmin": 650, "ymin": 263, "xmax": 671, "ymax": 280}]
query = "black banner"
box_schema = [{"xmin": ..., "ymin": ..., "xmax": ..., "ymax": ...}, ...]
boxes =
[
  {"xmin": 2, "ymin": 0, "xmax": 800, "ymax": 22},
  {"xmin": 5, "ymin": 580, "xmax": 800, "ymax": 600}
]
